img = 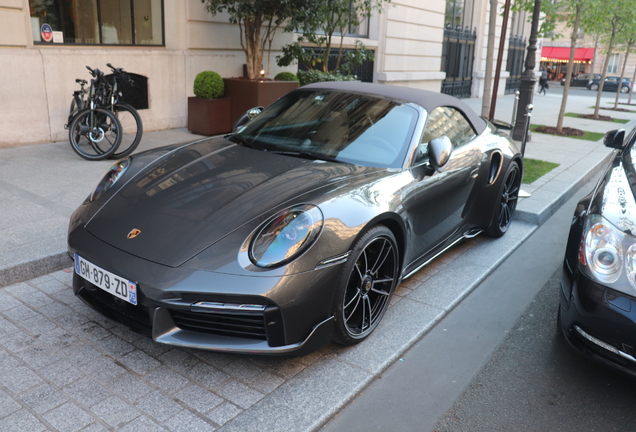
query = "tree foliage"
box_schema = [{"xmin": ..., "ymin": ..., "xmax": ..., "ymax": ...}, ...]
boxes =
[
  {"xmin": 201, "ymin": 0, "xmax": 314, "ymax": 79},
  {"xmin": 277, "ymin": 0, "xmax": 390, "ymax": 74},
  {"xmin": 582, "ymin": 0, "xmax": 636, "ymax": 116}
]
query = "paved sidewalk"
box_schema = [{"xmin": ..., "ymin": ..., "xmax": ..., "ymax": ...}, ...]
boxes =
[{"xmin": 0, "ymin": 90, "xmax": 633, "ymax": 431}]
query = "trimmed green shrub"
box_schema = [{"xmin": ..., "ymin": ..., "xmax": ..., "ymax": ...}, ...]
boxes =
[
  {"xmin": 193, "ymin": 71, "xmax": 224, "ymax": 99},
  {"xmin": 297, "ymin": 70, "xmax": 357, "ymax": 87},
  {"xmin": 274, "ymin": 71, "xmax": 299, "ymax": 82}
]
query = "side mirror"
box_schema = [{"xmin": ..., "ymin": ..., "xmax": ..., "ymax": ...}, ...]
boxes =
[
  {"xmin": 233, "ymin": 106, "xmax": 264, "ymax": 133},
  {"xmin": 490, "ymin": 119, "xmax": 512, "ymax": 130},
  {"xmin": 429, "ymin": 136, "xmax": 452, "ymax": 171},
  {"xmin": 603, "ymin": 129, "xmax": 625, "ymax": 149}
]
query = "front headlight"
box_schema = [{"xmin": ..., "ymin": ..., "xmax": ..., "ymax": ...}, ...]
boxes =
[
  {"xmin": 580, "ymin": 214, "xmax": 636, "ymax": 292},
  {"xmin": 249, "ymin": 204, "xmax": 323, "ymax": 268},
  {"xmin": 90, "ymin": 158, "xmax": 131, "ymax": 202}
]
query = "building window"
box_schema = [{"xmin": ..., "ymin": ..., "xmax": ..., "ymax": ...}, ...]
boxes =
[
  {"xmin": 445, "ymin": 0, "xmax": 475, "ymax": 29},
  {"xmin": 607, "ymin": 53, "xmax": 620, "ymax": 74},
  {"xmin": 29, "ymin": 0, "xmax": 164, "ymax": 45}
]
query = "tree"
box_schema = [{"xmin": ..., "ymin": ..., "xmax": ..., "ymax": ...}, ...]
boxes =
[
  {"xmin": 556, "ymin": 1, "xmax": 582, "ymax": 132},
  {"xmin": 481, "ymin": 0, "xmax": 499, "ymax": 118},
  {"xmin": 277, "ymin": 0, "xmax": 390, "ymax": 74},
  {"xmin": 584, "ymin": 0, "xmax": 634, "ymax": 118},
  {"xmin": 612, "ymin": 36, "xmax": 635, "ymax": 109},
  {"xmin": 201, "ymin": 0, "xmax": 312, "ymax": 79}
]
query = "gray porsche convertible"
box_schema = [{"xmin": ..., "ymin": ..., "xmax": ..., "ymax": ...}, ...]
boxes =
[{"xmin": 68, "ymin": 82, "xmax": 522, "ymax": 356}]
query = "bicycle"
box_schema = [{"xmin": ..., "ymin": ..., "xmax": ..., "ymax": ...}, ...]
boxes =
[
  {"xmin": 66, "ymin": 78, "xmax": 88, "ymax": 128},
  {"xmin": 99, "ymin": 63, "xmax": 143, "ymax": 158},
  {"xmin": 66, "ymin": 66, "xmax": 123, "ymax": 160}
]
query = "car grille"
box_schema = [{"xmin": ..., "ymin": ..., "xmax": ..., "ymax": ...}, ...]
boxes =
[
  {"xmin": 170, "ymin": 309, "xmax": 268, "ymax": 341},
  {"xmin": 73, "ymin": 273, "xmax": 153, "ymax": 337}
]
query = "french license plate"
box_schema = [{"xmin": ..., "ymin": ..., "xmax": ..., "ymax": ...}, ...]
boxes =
[{"xmin": 74, "ymin": 254, "xmax": 137, "ymax": 305}]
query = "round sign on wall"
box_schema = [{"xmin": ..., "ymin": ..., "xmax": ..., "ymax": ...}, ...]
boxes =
[{"xmin": 41, "ymin": 24, "xmax": 53, "ymax": 42}]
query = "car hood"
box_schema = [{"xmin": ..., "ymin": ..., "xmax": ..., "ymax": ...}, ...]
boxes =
[{"xmin": 85, "ymin": 137, "xmax": 380, "ymax": 267}]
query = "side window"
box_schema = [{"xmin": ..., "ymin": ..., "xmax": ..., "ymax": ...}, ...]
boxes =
[{"xmin": 414, "ymin": 106, "xmax": 477, "ymax": 165}]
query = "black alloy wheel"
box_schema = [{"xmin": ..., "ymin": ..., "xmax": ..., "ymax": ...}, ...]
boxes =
[
  {"xmin": 486, "ymin": 162, "xmax": 521, "ymax": 237},
  {"xmin": 332, "ymin": 226, "xmax": 399, "ymax": 345}
]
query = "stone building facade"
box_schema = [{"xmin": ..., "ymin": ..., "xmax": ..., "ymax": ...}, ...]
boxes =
[{"xmin": 0, "ymin": 0, "xmax": 530, "ymax": 146}]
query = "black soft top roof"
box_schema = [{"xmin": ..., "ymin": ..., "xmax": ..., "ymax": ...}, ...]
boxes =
[{"xmin": 301, "ymin": 81, "xmax": 487, "ymax": 135}]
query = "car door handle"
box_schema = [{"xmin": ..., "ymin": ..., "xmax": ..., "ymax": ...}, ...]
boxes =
[{"xmin": 470, "ymin": 167, "xmax": 479, "ymax": 178}]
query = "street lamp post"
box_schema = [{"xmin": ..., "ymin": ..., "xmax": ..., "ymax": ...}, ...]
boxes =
[{"xmin": 512, "ymin": 0, "xmax": 542, "ymax": 142}]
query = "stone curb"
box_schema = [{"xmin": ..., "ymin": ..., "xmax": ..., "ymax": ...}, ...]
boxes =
[{"xmin": 514, "ymin": 149, "xmax": 614, "ymax": 225}]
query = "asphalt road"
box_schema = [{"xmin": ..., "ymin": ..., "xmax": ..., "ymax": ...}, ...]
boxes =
[
  {"xmin": 322, "ymin": 170, "xmax": 634, "ymax": 430},
  {"xmin": 433, "ymin": 267, "xmax": 636, "ymax": 432}
]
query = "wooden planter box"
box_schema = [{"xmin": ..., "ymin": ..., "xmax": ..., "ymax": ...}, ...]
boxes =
[
  {"xmin": 187, "ymin": 97, "xmax": 232, "ymax": 135},
  {"xmin": 223, "ymin": 78, "xmax": 299, "ymax": 126}
]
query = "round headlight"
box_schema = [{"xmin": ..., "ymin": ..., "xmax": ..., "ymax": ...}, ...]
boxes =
[
  {"xmin": 625, "ymin": 244, "xmax": 636, "ymax": 288},
  {"xmin": 90, "ymin": 158, "xmax": 131, "ymax": 202},
  {"xmin": 584, "ymin": 220, "xmax": 623, "ymax": 283},
  {"xmin": 250, "ymin": 204, "xmax": 323, "ymax": 268}
]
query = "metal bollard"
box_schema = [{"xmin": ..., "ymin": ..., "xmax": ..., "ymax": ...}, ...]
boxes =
[
  {"xmin": 520, "ymin": 103, "xmax": 533, "ymax": 158},
  {"xmin": 511, "ymin": 90, "xmax": 520, "ymax": 129}
]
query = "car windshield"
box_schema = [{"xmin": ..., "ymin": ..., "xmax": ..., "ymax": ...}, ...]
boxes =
[{"xmin": 233, "ymin": 89, "xmax": 419, "ymax": 168}]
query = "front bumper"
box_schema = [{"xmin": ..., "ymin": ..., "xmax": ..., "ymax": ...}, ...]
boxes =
[
  {"xmin": 69, "ymin": 223, "xmax": 341, "ymax": 356},
  {"xmin": 559, "ymin": 261, "xmax": 636, "ymax": 376}
]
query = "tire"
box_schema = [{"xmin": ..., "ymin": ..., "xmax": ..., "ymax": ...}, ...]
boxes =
[
  {"xmin": 486, "ymin": 162, "xmax": 521, "ymax": 238},
  {"xmin": 590, "ymin": 83, "xmax": 599, "ymax": 91},
  {"xmin": 68, "ymin": 108, "xmax": 122, "ymax": 161},
  {"xmin": 331, "ymin": 225, "xmax": 399, "ymax": 346},
  {"xmin": 110, "ymin": 103, "xmax": 143, "ymax": 158},
  {"xmin": 67, "ymin": 97, "xmax": 84, "ymax": 128},
  {"xmin": 621, "ymin": 86, "xmax": 630, "ymax": 93},
  {"xmin": 67, "ymin": 99, "xmax": 78, "ymax": 127}
]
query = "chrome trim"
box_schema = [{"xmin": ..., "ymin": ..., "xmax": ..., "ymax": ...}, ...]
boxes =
[
  {"xmin": 161, "ymin": 299, "xmax": 268, "ymax": 312},
  {"xmin": 191, "ymin": 302, "xmax": 266, "ymax": 312},
  {"xmin": 402, "ymin": 229, "xmax": 483, "ymax": 279},
  {"xmin": 404, "ymin": 104, "xmax": 430, "ymax": 168},
  {"xmin": 488, "ymin": 150, "xmax": 503, "ymax": 184},
  {"xmin": 463, "ymin": 228, "xmax": 482, "ymax": 239},
  {"xmin": 574, "ymin": 325, "xmax": 636, "ymax": 364},
  {"xmin": 315, "ymin": 251, "xmax": 351, "ymax": 269},
  {"xmin": 190, "ymin": 302, "xmax": 267, "ymax": 312}
]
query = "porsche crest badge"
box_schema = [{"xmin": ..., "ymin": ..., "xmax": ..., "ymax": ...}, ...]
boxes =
[{"xmin": 127, "ymin": 229, "xmax": 141, "ymax": 239}]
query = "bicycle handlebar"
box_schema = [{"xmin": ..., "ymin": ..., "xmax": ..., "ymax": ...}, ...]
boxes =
[
  {"xmin": 106, "ymin": 63, "xmax": 133, "ymax": 86},
  {"xmin": 86, "ymin": 66, "xmax": 104, "ymax": 78}
]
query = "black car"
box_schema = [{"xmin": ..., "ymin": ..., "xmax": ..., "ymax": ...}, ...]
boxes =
[
  {"xmin": 587, "ymin": 76, "xmax": 632, "ymax": 93},
  {"xmin": 68, "ymin": 82, "xmax": 522, "ymax": 356},
  {"xmin": 560, "ymin": 126, "xmax": 636, "ymax": 376},
  {"xmin": 561, "ymin": 73, "xmax": 601, "ymax": 87}
]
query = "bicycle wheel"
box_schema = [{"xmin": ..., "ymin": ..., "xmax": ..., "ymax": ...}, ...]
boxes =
[
  {"xmin": 110, "ymin": 102, "xmax": 143, "ymax": 158},
  {"xmin": 68, "ymin": 108, "xmax": 122, "ymax": 161}
]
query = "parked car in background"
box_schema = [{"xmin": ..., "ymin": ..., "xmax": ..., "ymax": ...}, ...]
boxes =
[
  {"xmin": 67, "ymin": 82, "xmax": 523, "ymax": 357},
  {"xmin": 559, "ymin": 126, "xmax": 636, "ymax": 377},
  {"xmin": 560, "ymin": 73, "xmax": 601, "ymax": 87},
  {"xmin": 587, "ymin": 76, "xmax": 632, "ymax": 93}
]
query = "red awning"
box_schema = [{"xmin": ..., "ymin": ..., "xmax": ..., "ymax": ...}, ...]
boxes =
[{"xmin": 541, "ymin": 47, "xmax": 595, "ymax": 62}]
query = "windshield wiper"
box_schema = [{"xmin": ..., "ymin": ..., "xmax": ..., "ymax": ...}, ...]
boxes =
[
  {"xmin": 230, "ymin": 134, "xmax": 259, "ymax": 150},
  {"xmin": 267, "ymin": 150, "xmax": 343, "ymax": 163}
]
